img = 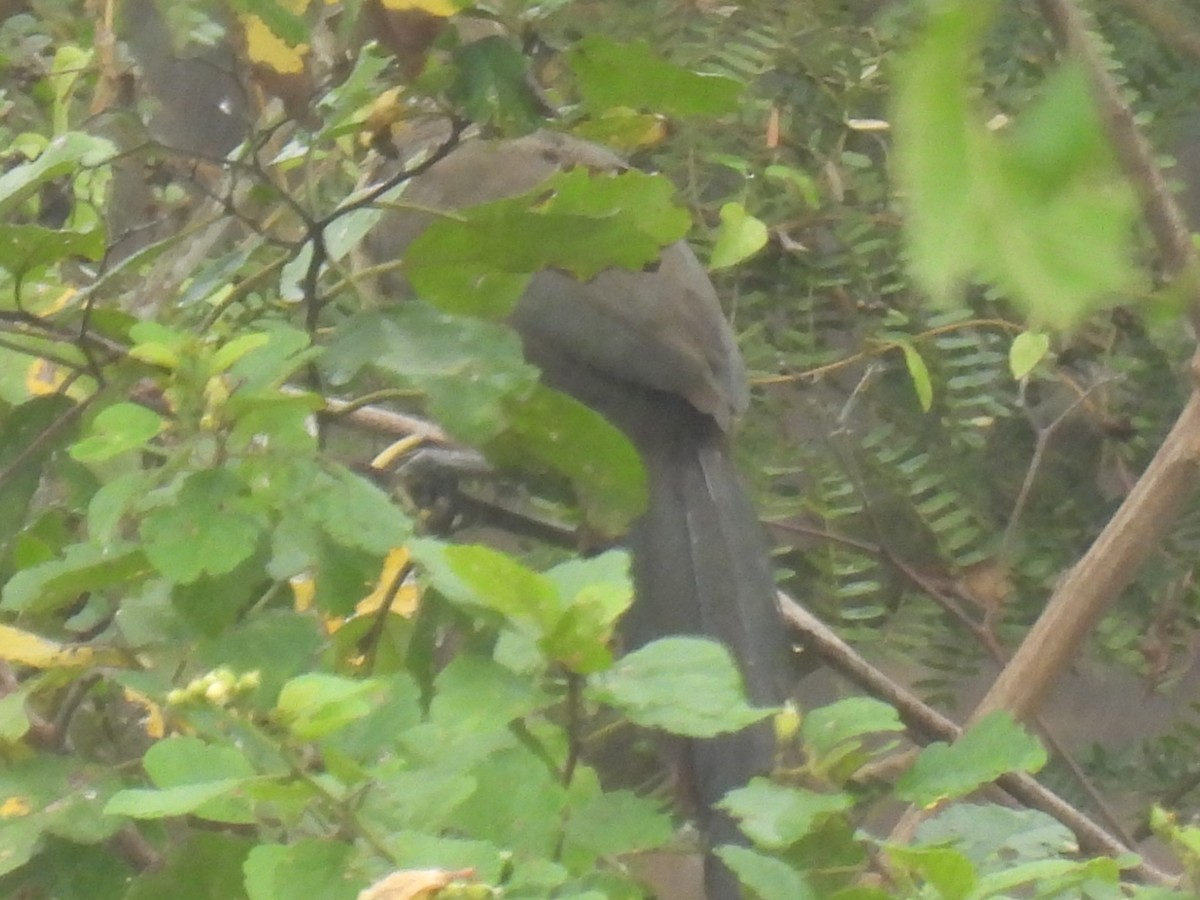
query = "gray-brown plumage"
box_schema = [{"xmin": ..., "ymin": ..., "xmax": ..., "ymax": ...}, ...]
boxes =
[{"xmin": 376, "ymin": 130, "xmax": 794, "ymax": 899}]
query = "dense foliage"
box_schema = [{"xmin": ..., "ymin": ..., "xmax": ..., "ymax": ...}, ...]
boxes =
[{"xmin": 3, "ymin": 0, "xmax": 1200, "ymax": 897}]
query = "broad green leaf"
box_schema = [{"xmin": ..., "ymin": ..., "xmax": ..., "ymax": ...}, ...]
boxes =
[
  {"xmin": 897, "ymin": 711, "xmax": 1046, "ymax": 807},
  {"xmin": 588, "ymin": 637, "xmax": 774, "ymax": 737},
  {"xmin": 892, "ymin": 1, "xmax": 988, "ymax": 301},
  {"xmin": 210, "ymin": 332, "xmax": 271, "ymax": 375},
  {"xmin": 428, "ymin": 654, "xmax": 549, "ymax": 736},
  {"xmin": 69, "ymin": 402, "xmax": 164, "ymax": 462},
  {"xmin": 0, "ymin": 223, "xmax": 105, "ymax": 273},
  {"xmin": 800, "ymin": 696, "xmax": 905, "ymax": 759},
  {"xmin": 541, "ymin": 550, "xmax": 633, "ymax": 674},
  {"xmin": 896, "ymin": 339, "xmax": 933, "ymax": 411},
  {"xmin": 0, "ymin": 132, "xmax": 115, "ymax": 218},
  {"xmin": 104, "ymin": 780, "xmax": 250, "ymax": 819},
  {"xmin": 1009, "ymin": 330, "xmax": 1050, "ymax": 379},
  {"xmin": 123, "ymin": 832, "xmax": 253, "ymax": 900},
  {"xmin": 973, "ymin": 855, "xmax": 1120, "ymax": 894},
  {"xmin": 710, "ymin": 202, "xmax": 769, "ymax": 270},
  {"xmin": 450, "ymin": 35, "xmax": 546, "ymax": 133},
  {"xmin": 244, "ymin": 840, "xmax": 359, "ymax": 900},
  {"xmin": 0, "ymin": 689, "xmax": 31, "ymax": 742},
  {"xmin": 494, "ymin": 384, "xmax": 647, "ymax": 535},
  {"xmin": 885, "ymin": 844, "xmax": 977, "ymax": 900},
  {"xmin": 0, "ymin": 395, "xmax": 77, "ymax": 550},
  {"xmin": 568, "ymin": 36, "xmax": 741, "ymax": 117},
  {"xmin": 140, "ymin": 469, "xmax": 265, "ymax": 584},
  {"xmin": 1, "ymin": 542, "xmax": 151, "ymax": 614},
  {"xmin": 141, "ymin": 736, "xmax": 258, "ymax": 824},
  {"xmin": 445, "ymin": 745, "xmax": 567, "ymax": 856},
  {"xmin": 716, "ymin": 845, "xmax": 817, "ymax": 900},
  {"xmin": 562, "ymin": 790, "xmax": 673, "ymax": 859},
  {"xmin": 405, "ymin": 168, "xmax": 691, "ymax": 311},
  {"xmin": 411, "ymin": 539, "xmax": 559, "ymax": 630},
  {"xmin": 275, "ymin": 673, "xmax": 382, "ymax": 740},
  {"xmin": 915, "ymin": 804, "xmax": 1074, "ymax": 866},
  {"xmin": 720, "ymin": 778, "xmax": 853, "ymax": 848},
  {"xmin": 0, "ymin": 756, "xmax": 122, "ymax": 874},
  {"xmin": 298, "ymin": 464, "xmax": 411, "ymax": 556}
]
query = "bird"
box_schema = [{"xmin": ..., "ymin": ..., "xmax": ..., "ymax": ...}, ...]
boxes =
[{"xmin": 375, "ymin": 129, "xmax": 796, "ymax": 899}]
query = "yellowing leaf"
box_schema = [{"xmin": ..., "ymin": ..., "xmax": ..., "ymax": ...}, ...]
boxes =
[
  {"xmin": 25, "ymin": 358, "xmax": 68, "ymax": 396},
  {"xmin": 124, "ymin": 688, "xmax": 166, "ymax": 739},
  {"xmin": 370, "ymin": 434, "xmax": 424, "ymax": 471},
  {"xmin": 243, "ymin": 16, "xmax": 309, "ymax": 76},
  {"xmin": 378, "ymin": 0, "xmax": 458, "ymax": 15},
  {"xmin": 0, "ymin": 795, "xmax": 31, "ymax": 818},
  {"xmin": 291, "ymin": 574, "xmax": 316, "ymax": 612},
  {"xmin": 358, "ymin": 868, "xmax": 475, "ymax": 900},
  {"xmin": 0, "ymin": 624, "xmax": 94, "ymax": 668}
]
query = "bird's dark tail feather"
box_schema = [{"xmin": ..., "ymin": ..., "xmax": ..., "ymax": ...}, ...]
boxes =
[{"xmin": 623, "ymin": 402, "xmax": 795, "ymax": 900}]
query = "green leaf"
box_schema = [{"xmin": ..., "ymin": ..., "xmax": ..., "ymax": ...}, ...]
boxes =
[
  {"xmin": 541, "ymin": 550, "xmax": 633, "ymax": 674},
  {"xmin": 720, "ymin": 778, "xmax": 854, "ymax": 848},
  {"xmin": 716, "ymin": 845, "xmax": 817, "ymax": 900},
  {"xmin": 896, "ymin": 711, "xmax": 1046, "ymax": 807},
  {"xmin": 885, "ymin": 844, "xmax": 977, "ymax": 900},
  {"xmin": 562, "ymin": 790, "xmax": 673, "ymax": 859},
  {"xmin": 140, "ymin": 736, "xmax": 258, "ymax": 824},
  {"xmin": 411, "ymin": 539, "xmax": 559, "ymax": 630},
  {"xmin": 1, "ymin": 542, "xmax": 151, "ymax": 614},
  {"xmin": 710, "ymin": 202, "xmax": 769, "ymax": 270},
  {"xmin": 0, "ymin": 132, "xmax": 115, "ymax": 218},
  {"xmin": 69, "ymin": 402, "xmax": 164, "ymax": 462},
  {"xmin": 973, "ymin": 855, "xmax": 1120, "ymax": 895},
  {"xmin": 445, "ymin": 745, "xmax": 566, "ymax": 855},
  {"xmin": 104, "ymin": 780, "xmax": 251, "ymax": 819},
  {"xmin": 0, "ymin": 223, "xmax": 106, "ymax": 273},
  {"xmin": 428, "ymin": 654, "xmax": 549, "ymax": 736},
  {"xmin": 123, "ymin": 832, "xmax": 253, "ymax": 900},
  {"xmin": 404, "ymin": 168, "xmax": 691, "ymax": 311},
  {"xmin": 892, "ymin": 1, "xmax": 988, "ymax": 302},
  {"xmin": 800, "ymin": 697, "xmax": 905, "ymax": 759},
  {"xmin": 140, "ymin": 469, "xmax": 265, "ymax": 583},
  {"xmin": 275, "ymin": 672, "xmax": 382, "ymax": 740},
  {"xmin": 1009, "ymin": 330, "xmax": 1050, "ymax": 379},
  {"xmin": 915, "ymin": 804, "xmax": 1074, "ymax": 866},
  {"xmin": 588, "ymin": 637, "xmax": 775, "ymax": 737},
  {"xmin": 568, "ymin": 36, "xmax": 741, "ymax": 117},
  {"xmin": 896, "ymin": 339, "xmax": 933, "ymax": 412},
  {"xmin": 210, "ymin": 332, "xmax": 271, "ymax": 374},
  {"xmin": 450, "ymin": 35, "xmax": 546, "ymax": 133},
  {"xmin": 298, "ymin": 464, "xmax": 411, "ymax": 556},
  {"xmin": 0, "ymin": 395, "xmax": 77, "ymax": 551},
  {"xmin": 244, "ymin": 840, "xmax": 359, "ymax": 900},
  {"xmin": 0, "ymin": 757, "xmax": 122, "ymax": 874},
  {"xmin": 495, "ymin": 384, "xmax": 647, "ymax": 535},
  {"xmin": 0, "ymin": 689, "xmax": 31, "ymax": 742}
]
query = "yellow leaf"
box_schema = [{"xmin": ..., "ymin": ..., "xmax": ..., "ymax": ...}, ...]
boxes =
[
  {"xmin": 25, "ymin": 359, "xmax": 68, "ymax": 396},
  {"xmin": 291, "ymin": 574, "xmax": 316, "ymax": 612},
  {"xmin": 0, "ymin": 796, "xmax": 31, "ymax": 818},
  {"xmin": 378, "ymin": 0, "xmax": 458, "ymax": 15},
  {"xmin": 358, "ymin": 548, "xmax": 419, "ymax": 617},
  {"xmin": 358, "ymin": 868, "xmax": 475, "ymax": 900},
  {"xmin": 370, "ymin": 435, "xmax": 424, "ymax": 471},
  {"xmin": 123, "ymin": 688, "xmax": 166, "ymax": 739},
  {"xmin": 243, "ymin": 16, "xmax": 309, "ymax": 75},
  {"xmin": 0, "ymin": 625, "xmax": 94, "ymax": 669}
]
